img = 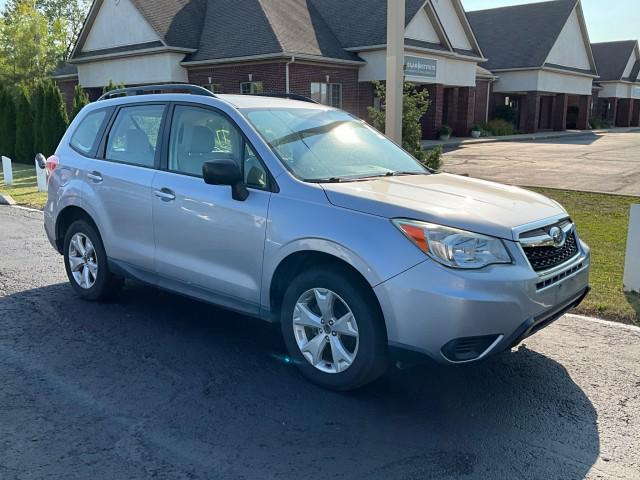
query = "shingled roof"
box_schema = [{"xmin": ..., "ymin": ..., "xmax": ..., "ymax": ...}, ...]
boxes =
[
  {"xmin": 591, "ymin": 41, "xmax": 639, "ymax": 82},
  {"xmin": 73, "ymin": 0, "xmax": 484, "ymax": 65},
  {"xmin": 467, "ymin": 0, "xmax": 581, "ymax": 71},
  {"xmin": 186, "ymin": 0, "xmax": 360, "ymax": 63}
]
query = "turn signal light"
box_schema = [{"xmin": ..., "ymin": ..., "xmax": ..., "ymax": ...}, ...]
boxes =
[{"xmin": 396, "ymin": 222, "xmax": 430, "ymax": 254}]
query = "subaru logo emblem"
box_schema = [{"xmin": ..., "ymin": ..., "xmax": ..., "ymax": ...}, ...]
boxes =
[{"xmin": 549, "ymin": 226, "xmax": 565, "ymax": 248}]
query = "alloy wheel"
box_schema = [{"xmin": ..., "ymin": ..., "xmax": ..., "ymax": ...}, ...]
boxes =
[
  {"xmin": 68, "ymin": 233, "xmax": 98, "ymax": 290},
  {"xmin": 292, "ymin": 288, "xmax": 359, "ymax": 374}
]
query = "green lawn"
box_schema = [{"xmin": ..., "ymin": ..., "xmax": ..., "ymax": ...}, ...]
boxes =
[
  {"xmin": 0, "ymin": 163, "xmax": 48, "ymax": 209},
  {"xmin": 529, "ymin": 188, "xmax": 639, "ymax": 326}
]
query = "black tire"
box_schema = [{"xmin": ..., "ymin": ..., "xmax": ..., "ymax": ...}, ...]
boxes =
[
  {"xmin": 280, "ymin": 266, "xmax": 388, "ymax": 391},
  {"xmin": 63, "ymin": 219, "xmax": 123, "ymax": 301}
]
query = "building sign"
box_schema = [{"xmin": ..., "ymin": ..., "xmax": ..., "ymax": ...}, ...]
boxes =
[{"xmin": 404, "ymin": 56, "xmax": 437, "ymax": 79}]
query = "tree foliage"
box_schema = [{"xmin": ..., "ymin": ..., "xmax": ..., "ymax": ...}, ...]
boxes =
[
  {"xmin": 0, "ymin": 0, "xmax": 90, "ymax": 84},
  {"xmin": 14, "ymin": 86, "xmax": 34, "ymax": 163},
  {"xmin": 0, "ymin": 87, "xmax": 17, "ymax": 160},
  {"xmin": 102, "ymin": 80, "xmax": 125, "ymax": 94},
  {"xmin": 41, "ymin": 80, "xmax": 68, "ymax": 155},
  {"xmin": 368, "ymin": 81, "xmax": 442, "ymax": 171},
  {"xmin": 71, "ymin": 83, "xmax": 89, "ymax": 121}
]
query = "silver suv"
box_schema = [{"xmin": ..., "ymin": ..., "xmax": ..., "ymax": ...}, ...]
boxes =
[{"xmin": 44, "ymin": 85, "xmax": 590, "ymax": 390}]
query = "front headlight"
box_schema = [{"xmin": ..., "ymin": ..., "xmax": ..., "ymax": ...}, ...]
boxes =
[{"xmin": 393, "ymin": 219, "xmax": 512, "ymax": 269}]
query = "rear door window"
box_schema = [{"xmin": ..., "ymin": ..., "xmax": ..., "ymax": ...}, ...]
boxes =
[
  {"xmin": 70, "ymin": 109, "xmax": 110, "ymax": 157},
  {"xmin": 105, "ymin": 105, "xmax": 165, "ymax": 168}
]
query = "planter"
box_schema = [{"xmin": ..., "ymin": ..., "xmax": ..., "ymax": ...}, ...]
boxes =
[
  {"xmin": 439, "ymin": 134, "xmax": 451, "ymax": 141},
  {"xmin": 471, "ymin": 130, "xmax": 481, "ymax": 139}
]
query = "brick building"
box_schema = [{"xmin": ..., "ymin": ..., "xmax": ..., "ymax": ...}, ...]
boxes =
[
  {"xmin": 53, "ymin": 0, "xmax": 488, "ymax": 139},
  {"xmin": 467, "ymin": 0, "xmax": 598, "ymax": 133},
  {"xmin": 591, "ymin": 41, "xmax": 640, "ymax": 127}
]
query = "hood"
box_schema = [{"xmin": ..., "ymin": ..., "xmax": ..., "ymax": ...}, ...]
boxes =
[{"xmin": 321, "ymin": 174, "xmax": 566, "ymax": 240}]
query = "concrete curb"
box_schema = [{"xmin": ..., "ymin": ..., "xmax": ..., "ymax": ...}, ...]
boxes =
[
  {"xmin": 422, "ymin": 127, "xmax": 640, "ymax": 150},
  {"xmin": 565, "ymin": 313, "xmax": 640, "ymax": 333},
  {"xmin": 0, "ymin": 193, "xmax": 16, "ymax": 206}
]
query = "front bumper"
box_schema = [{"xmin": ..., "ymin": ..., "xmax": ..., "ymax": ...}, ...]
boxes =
[{"xmin": 374, "ymin": 238, "xmax": 591, "ymax": 364}]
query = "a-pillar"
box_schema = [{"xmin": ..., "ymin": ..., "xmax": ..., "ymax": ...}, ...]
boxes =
[
  {"xmin": 421, "ymin": 84, "xmax": 444, "ymax": 139},
  {"xmin": 454, "ymin": 86, "xmax": 476, "ymax": 137},
  {"xmin": 521, "ymin": 92, "xmax": 541, "ymax": 133},
  {"xmin": 616, "ymin": 98, "xmax": 633, "ymax": 127},
  {"xmin": 576, "ymin": 95, "xmax": 592, "ymax": 130},
  {"xmin": 631, "ymin": 99, "xmax": 640, "ymax": 127},
  {"xmin": 552, "ymin": 93, "xmax": 568, "ymax": 131}
]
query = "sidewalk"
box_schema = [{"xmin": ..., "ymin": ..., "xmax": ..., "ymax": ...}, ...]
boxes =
[{"xmin": 421, "ymin": 126, "xmax": 640, "ymax": 150}]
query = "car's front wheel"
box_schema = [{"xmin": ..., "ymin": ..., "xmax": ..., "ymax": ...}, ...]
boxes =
[
  {"xmin": 63, "ymin": 220, "xmax": 123, "ymax": 301},
  {"xmin": 280, "ymin": 267, "xmax": 388, "ymax": 390}
]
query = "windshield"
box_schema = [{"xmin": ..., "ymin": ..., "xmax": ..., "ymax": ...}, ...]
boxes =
[{"xmin": 242, "ymin": 108, "xmax": 427, "ymax": 182}]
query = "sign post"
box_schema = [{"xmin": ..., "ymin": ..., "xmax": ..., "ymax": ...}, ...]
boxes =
[
  {"xmin": 623, "ymin": 205, "xmax": 640, "ymax": 293},
  {"xmin": 385, "ymin": 0, "xmax": 405, "ymax": 145},
  {"xmin": 1, "ymin": 156, "xmax": 13, "ymax": 186}
]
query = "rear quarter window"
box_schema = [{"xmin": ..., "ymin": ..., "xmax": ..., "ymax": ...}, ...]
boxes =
[{"xmin": 70, "ymin": 109, "xmax": 110, "ymax": 157}]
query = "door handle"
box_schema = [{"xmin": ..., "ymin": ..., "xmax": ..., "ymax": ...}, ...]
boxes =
[
  {"xmin": 87, "ymin": 171, "xmax": 103, "ymax": 183},
  {"xmin": 154, "ymin": 188, "xmax": 176, "ymax": 202}
]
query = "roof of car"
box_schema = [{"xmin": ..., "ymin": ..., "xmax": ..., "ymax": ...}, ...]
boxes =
[{"xmin": 89, "ymin": 92, "xmax": 332, "ymax": 111}]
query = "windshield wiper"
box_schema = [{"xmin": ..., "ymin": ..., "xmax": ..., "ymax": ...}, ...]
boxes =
[{"xmin": 304, "ymin": 177, "xmax": 352, "ymax": 184}]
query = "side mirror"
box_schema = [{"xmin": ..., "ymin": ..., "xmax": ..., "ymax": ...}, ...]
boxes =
[
  {"xmin": 35, "ymin": 153, "xmax": 46, "ymax": 170},
  {"xmin": 202, "ymin": 159, "xmax": 249, "ymax": 201}
]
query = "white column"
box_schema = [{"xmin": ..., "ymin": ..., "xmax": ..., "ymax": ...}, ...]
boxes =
[
  {"xmin": 35, "ymin": 157, "xmax": 48, "ymax": 193},
  {"xmin": 623, "ymin": 204, "xmax": 640, "ymax": 293},
  {"xmin": 1, "ymin": 156, "xmax": 13, "ymax": 186},
  {"xmin": 385, "ymin": 0, "xmax": 405, "ymax": 144}
]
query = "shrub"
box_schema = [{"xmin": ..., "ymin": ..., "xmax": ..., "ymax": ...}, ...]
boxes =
[
  {"xmin": 0, "ymin": 88, "xmax": 17, "ymax": 160},
  {"xmin": 71, "ymin": 85, "xmax": 90, "ymax": 122},
  {"xmin": 14, "ymin": 87, "xmax": 35, "ymax": 164},
  {"xmin": 368, "ymin": 81, "xmax": 431, "ymax": 163},
  {"xmin": 494, "ymin": 105, "xmax": 517, "ymax": 124},
  {"xmin": 439, "ymin": 125, "xmax": 452, "ymax": 137},
  {"xmin": 483, "ymin": 119, "xmax": 518, "ymax": 136},
  {"xmin": 471, "ymin": 124, "xmax": 482, "ymax": 132},
  {"xmin": 423, "ymin": 144, "xmax": 443, "ymax": 171},
  {"xmin": 102, "ymin": 80, "xmax": 125, "ymax": 95},
  {"xmin": 31, "ymin": 81, "xmax": 47, "ymax": 155},
  {"xmin": 590, "ymin": 118, "xmax": 612, "ymax": 129}
]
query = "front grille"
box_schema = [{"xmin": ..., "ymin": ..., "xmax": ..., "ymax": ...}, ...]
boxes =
[{"xmin": 523, "ymin": 232, "xmax": 579, "ymax": 272}]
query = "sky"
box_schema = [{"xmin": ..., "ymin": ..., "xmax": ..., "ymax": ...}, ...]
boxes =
[
  {"xmin": 0, "ymin": 0, "xmax": 637, "ymax": 43},
  {"xmin": 461, "ymin": 0, "xmax": 639, "ymax": 43}
]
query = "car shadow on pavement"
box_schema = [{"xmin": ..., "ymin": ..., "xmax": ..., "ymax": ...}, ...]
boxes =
[{"xmin": 0, "ymin": 281, "xmax": 600, "ymax": 479}]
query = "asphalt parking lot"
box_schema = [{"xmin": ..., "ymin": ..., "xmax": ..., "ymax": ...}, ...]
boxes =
[
  {"xmin": 442, "ymin": 131, "xmax": 640, "ymax": 196},
  {"xmin": 1, "ymin": 206, "xmax": 639, "ymax": 480}
]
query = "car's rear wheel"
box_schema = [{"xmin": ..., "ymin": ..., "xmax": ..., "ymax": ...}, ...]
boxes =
[
  {"xmin": 63, "ymin": 220, "xmax": 123, "ymax": 301},
  {"xmin": 280, "ymin": 267, "xmax": 388, "ymax": 390}
]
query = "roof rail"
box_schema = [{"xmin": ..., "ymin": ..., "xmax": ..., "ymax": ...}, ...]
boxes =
[
  {"xmin": 250, "ymin": 93, "xmax": 319, "ymax": 104},
  {"xmin": 98, "ymin": 84, "xmax": 216, "ymax": 101}
]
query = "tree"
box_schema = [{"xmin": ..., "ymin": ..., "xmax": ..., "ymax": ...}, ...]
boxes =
[
  {"xmin": 368, "ymin": 81, "xmax": 442, "ymax": 171},
  {"xmin": 31, "ymin": 80, "xmax": 46, "ymax": 154},
  {"xmin": 102, "ymin": 80, "xmax": 125, "ymax": 94},
  {"xmin": 14, "ymin": 86, "xmax": 34, "ymax": 163},
  {"xmin": 41, "ymin": 80, "xmax": 68, "ymax": 155},
  {"xmin": 36, "ymin": 0, "xmax": 91, "ymax": 60},
  {"xmin": 0, "ymin": 87, "xmax": 17, "ymax": 160},
  {"xmin": 0, "ymin": 0, "xmax": 62, "ymax": 84},
  {"xmin": 70, "ymin": 83, "xmax": 89, "ymax": 121}
]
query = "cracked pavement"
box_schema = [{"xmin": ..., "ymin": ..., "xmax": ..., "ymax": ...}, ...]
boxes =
[
  {"xmin": 0, "ymin": 206, "xmax": 639, "ymax": 479},
  {"xmin": 442, "ymin": 131, "xmax": 640, "ymax": 196}
]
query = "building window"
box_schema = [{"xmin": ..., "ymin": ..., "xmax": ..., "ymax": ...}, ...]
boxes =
[
  {"xmin": 203, "ymin": 84, "xmax": 222, "ymax": 94},
  {"xmin": 311, "ymin": 83, "xmax": 342, "ymax": 108},
  {"xmin": 241, "ymin": 81, "xmax": 264, "ymax": 95}
]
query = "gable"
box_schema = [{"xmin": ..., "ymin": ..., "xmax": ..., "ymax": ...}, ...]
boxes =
[
  {"xmin": 431, "ymin": 0, "xmax": 472, "ymax": 51},
  {"xmin": 83, "ymin": 0, "xmax": 161, "ymax": 52},
  {"xmin": 545, "ymin": 8, "xmax": 591, "ymax": 70},
  {"xmin": 405, "ymin": 6, "xmax": 441, "ymax": 45}
]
